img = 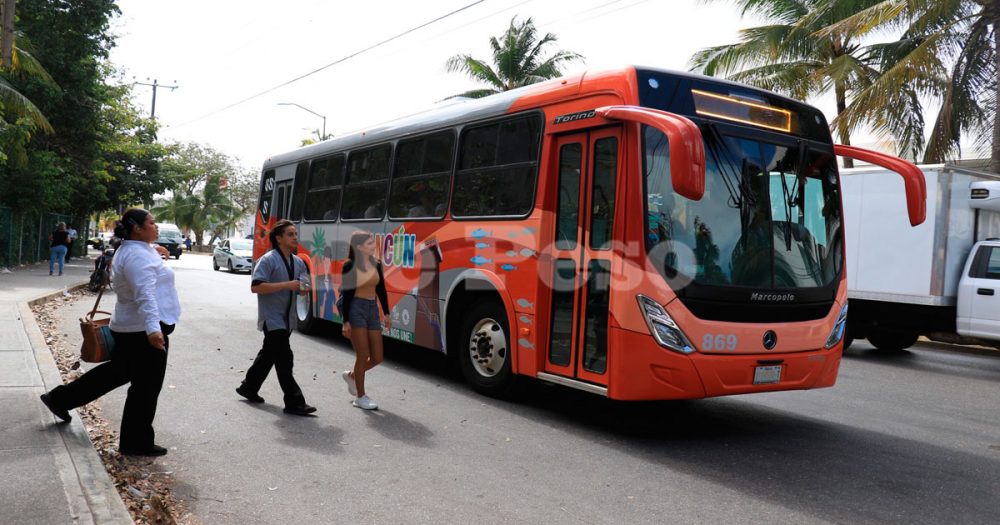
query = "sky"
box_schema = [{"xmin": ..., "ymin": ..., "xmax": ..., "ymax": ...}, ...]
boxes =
[{"xmin": 106, "ymin": 0, "xmax": 797, "ymax": 172}]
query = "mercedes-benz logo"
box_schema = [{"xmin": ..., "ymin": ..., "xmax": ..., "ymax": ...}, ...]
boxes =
[{"xmin": 762, "ymin": 330, "xmax": 777, "ymax": 350}]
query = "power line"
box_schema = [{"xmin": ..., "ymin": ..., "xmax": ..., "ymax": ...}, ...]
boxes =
[
  {"xmin": 172, "ymin": 0, "xmax": 489, "ymax": 129},
  {"xmin": 571, "ymin": 0, "xmax": 653, "ymax": 26}
]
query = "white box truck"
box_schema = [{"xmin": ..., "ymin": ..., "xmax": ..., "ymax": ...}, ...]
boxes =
[{"xmin": 843, "ymin": 162, "xmax": 1000, "ymax": 350}]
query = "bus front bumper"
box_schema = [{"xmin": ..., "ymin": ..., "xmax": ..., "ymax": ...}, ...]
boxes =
[{"xmin": 607, "ymin": 327, "xmax": 842, "ymax": 401}]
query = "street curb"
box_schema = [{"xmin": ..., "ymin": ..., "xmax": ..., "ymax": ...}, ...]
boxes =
[
  {"xmin": 26, "ymin": 281, "xmax": 90, "ymax": 308},
  {"xmin": 918, "ymin": 338, "xmax": 1000, "ymax": 358},
  {"xmin": 21, "ymin": 286, "xmax": 133, "ymax": 525}
]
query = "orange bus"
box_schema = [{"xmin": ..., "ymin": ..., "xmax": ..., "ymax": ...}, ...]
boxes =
[{"xmin": 253, "ymin": 66, "xmax": 925, "ymax": 400}]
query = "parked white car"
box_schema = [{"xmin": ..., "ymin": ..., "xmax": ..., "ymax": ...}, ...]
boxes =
[{"xmin": 213, "ymin": 238, "xmax": 253, "ymax": 273}]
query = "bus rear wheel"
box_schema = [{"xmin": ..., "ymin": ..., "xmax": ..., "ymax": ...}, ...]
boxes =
[{"xmin": 459, "ymin": 300, "xmax": 516, "ymax": 398}]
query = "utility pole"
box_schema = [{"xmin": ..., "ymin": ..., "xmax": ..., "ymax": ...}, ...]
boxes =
[
  {"xmin": 1, "ymin": 0, "xmax": 16, "ymax": 69},
  {"xmin": 134, "ymin": 78, "xmax": 178, "ymax": 119}
]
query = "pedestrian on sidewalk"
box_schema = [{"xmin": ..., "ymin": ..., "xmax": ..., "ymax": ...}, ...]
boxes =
[
  {"xmin": 235, "ymin": 219, "xmax": 316, "ymax": 416},
  {"xmin": 340, "ymin": 230, "xmax": 391, "ymax": 411},
  {"xmin": 48, "ymin": 223, "xmax": 69, "ymax": 276},
  {"xmin": 65, "ymin": 224, "xmax": 78, "ymax": 261},
  {"xmin": 184, "ymin": 236, "xmax": 192, "ymax": 252},
  {"xmin": 40, "ymin": 208, "xmax": 181, "ymax": 457}
]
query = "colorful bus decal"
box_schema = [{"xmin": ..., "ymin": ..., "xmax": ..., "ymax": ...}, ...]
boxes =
[{"xmin": 374, "ymin": 226, "xmax": 416, "ymax": 269}]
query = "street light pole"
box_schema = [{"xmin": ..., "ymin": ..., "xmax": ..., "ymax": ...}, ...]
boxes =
[{"xmin": 277, "ymin": 102, "xmax": 326, "ymax": 140}]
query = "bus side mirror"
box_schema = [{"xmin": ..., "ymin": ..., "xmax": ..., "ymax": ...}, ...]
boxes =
[
  {"xmin": 596, "ymin": 106, "xmax": 705, "ymax": 200},
  {"xmin": 834, "ymin": 144, "xmax": 926, "ymax": 226}
]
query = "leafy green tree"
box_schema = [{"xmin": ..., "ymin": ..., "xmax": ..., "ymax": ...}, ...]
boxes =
[
  {"xmin": 161, "ymin": 142, "xmax": 234, "ymax": 195},
  {"xmin": 98, "ymin": 73, "xmax": 170, "ymax": 213},
  {"xmin": 0, "ymin": 1, "xmax": 167, "ymax": 219},
  {"xmin": 225, "ymin": 167, "xmax": 261, "ymax": 225},
  {"xmin": 7, "ymin": 0, "xmax": 122, "ymax": 216},
  {"xmin": 157, "ymin": 142, "xmax": 244, "ymax": 245},
  {"xmin": 689, "ymin": 0, "xmax": 927, "ymax": 166},
  {"xmin": 446, "ymin": 16, "xmax": 583, "ymax": 99}
]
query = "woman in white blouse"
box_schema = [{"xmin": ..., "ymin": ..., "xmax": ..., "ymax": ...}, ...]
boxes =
[{"xmin": 40, "ymin": 208, "xmax": 181, "ymax": 457}]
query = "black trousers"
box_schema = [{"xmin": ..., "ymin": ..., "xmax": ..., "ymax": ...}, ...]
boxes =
[
  {"xmin": 241, "ymin": 327, "xmax": 305, "ymax": 407},
  {"xmin": 48, "ymin": 324, "xmax": 173, "ymax": 451}
]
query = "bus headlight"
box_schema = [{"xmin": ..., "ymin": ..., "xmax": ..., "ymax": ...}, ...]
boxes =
[
  {"xmin": 637, "ymin": 294, "xmax": 695, "ymax": 354},
  {"xmin": 824, "ymin": 303, "xmax": 849, "ymax": 349}
]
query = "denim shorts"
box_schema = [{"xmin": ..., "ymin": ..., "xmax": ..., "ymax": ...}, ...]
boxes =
[{"xmin": 348, "ymin": 298, "xmax": 382, "ymax": 330}]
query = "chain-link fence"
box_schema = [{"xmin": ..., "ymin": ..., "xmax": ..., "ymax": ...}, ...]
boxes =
[{"xmin": 0, "ymin": 206, "xmax": 92, "ymax": 269}]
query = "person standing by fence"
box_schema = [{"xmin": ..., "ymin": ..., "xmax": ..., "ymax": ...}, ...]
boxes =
[
  {"xmin": 48, "ymin": 223, "xmax": 69, "ymax": 276},
  {"xmin": 65, "ymin": 224, "xmax": 78, "ymax": 261}
]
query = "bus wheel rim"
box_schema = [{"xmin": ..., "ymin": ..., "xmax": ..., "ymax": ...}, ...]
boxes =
[
  {"xmin": 296, "ymin": 294, "xmax": 310, "ymax": 321},
  {"xmin": 469, "ymin": 317, "xmax": 506, "ymax": 378}
]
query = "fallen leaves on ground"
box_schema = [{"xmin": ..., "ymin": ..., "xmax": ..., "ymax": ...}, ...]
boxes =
[{"xmin": 32, "ymin": 291, "xmax": 198, "ymax": 525}]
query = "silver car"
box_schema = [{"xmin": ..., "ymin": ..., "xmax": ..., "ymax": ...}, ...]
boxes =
[{"xmin": 213, "ymin": 238, "xmax": 253, "ymax": 273}]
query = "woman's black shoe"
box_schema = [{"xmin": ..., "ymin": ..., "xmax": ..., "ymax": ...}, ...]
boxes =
[
  {"xmin": 119, "ymin": 445, "xmax": 168, "ymax": 457},
  {"xmin": 283, "ymin": 404, "xmax": 317, "ymax": 416},
  {"xmin": 235, "ymin": 385, "xmax": 265, "ymax": 403},
  {"xmin": 40, "ymin": 393, "xmax": 71, "ymax": 423}
]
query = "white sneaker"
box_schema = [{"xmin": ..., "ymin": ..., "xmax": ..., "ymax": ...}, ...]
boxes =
[
  {"xmin": 341, "ymin": 370, "xmax": 357, "ymax": 397},
  {"xmin": 352, "ymin": 395, "xmax": 378, "ymax": 410}
]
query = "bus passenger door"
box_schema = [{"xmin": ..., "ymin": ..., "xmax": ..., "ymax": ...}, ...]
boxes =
[{"xmin": 545, "ymin": 128, "xmax": 620, "ymax": 386}]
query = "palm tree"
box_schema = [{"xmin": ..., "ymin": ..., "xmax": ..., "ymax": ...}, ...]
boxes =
[
  {"xmin": 151, "ymin": 191, "xmax": 196, "ymax": 233},
  {"xmin": 197, "ymin": 174, "xmax": 239, "ymax": 245},
  {"xmin": 689, "ymin": 0, "xmax": 926, "ymax": 167},
  {"xmin": 0, "ymin": 32, "xmax": 55, "ymax": 133},
  {"xmin": 445, "ymin": 16, "xmax": 583, "ymax": 99},
  {"xmin": 822, "ymin": 0, "xmax": 1000, "ymax": 169}
]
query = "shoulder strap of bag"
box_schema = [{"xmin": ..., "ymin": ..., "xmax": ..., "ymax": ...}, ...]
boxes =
[{"xmin": 89, "ymin": 282, "xmax": 106, "ymax": 319}]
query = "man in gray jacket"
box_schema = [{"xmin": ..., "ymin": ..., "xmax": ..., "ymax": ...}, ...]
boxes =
[{"xmin": 236, "ymin": 220, "xmax": 316, "ymax": 416}]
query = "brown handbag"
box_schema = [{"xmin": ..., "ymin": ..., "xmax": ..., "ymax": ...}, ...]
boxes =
[{"xmin": 80, "ymin": 284, "xmax": 115, "ymax": 362}]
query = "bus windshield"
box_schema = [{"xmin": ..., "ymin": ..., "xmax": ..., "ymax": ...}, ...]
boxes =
[{"xmin": 643, "ymin": 125, "xmax": 842, "ymax": 289}]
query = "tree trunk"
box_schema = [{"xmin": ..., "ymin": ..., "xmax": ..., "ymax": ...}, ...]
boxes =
[
  {"xmin": 835, "ymin": 80, "xmax": 854, "ymax": 169},
  {"xmin": 1, "ymin": 0, "xmax": 16, "ymax": 69},
  {"xmin": 992, "ymin": 12, "xmax": 1000, "ymax": 173}
]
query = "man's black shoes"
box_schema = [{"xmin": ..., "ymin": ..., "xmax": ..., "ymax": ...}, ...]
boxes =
[
  {"xmin": 120, "ymin": 445, "xmax": 168, "ymax": 457},
  {"xmin": 40, "ymin": 393, "xmax": 71, "ymax": 423},
  {"xmin": 235, "ymin": 385, "xmax": 264, "ymax": 403},
  {"xmin": 283, "ymin": 404, "xmax": 317, "ymax": 416}
]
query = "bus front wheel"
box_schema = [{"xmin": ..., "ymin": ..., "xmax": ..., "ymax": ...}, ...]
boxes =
[
  {"xmin": 296, "ymin": 287, "xmax": 318, "ymax": 335},
  {"xmin": 459, "ymin": 300, "xmax": 516, "ymax": 398}
]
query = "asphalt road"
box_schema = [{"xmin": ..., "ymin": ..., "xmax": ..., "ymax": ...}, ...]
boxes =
[{"xmin": 51, "ymin": 253, "xmax": 1000, "ymax": 524}]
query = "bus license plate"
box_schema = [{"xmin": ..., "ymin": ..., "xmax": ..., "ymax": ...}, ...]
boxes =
[{"xmin": 753, "ymin": 365, "xmax": 782, "ymax": 385}]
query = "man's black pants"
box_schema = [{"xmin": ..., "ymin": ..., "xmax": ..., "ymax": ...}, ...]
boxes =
[
  {"xmin": 241, "ymin": 327, "xmax": 305, "ymax": 408},
  {"xmin": 47, "ymin": 324, "xmax": 172, "ymax": 451}
]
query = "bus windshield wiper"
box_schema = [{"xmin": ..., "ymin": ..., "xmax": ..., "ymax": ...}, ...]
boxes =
[
  {"xmin": 704, "ymin": 122, "xmax": 756, "ymax": 210},
  {"xmin": 702, "ymin": 122, "xmax": 756, "ymax": 232}
]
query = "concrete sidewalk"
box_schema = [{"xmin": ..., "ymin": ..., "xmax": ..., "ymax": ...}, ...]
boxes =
[{"xmin": 0, "ymin": 254, "xmax": 131, "ymax": 525}]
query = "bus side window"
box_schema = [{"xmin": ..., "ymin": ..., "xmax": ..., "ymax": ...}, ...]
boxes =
[
  {"xmin": 289, "ymin": 161, "xmax": 309, "ymax": 221},
  {"xmin": 303, "ymin": 154, "xmax": 345, "ymax": 222},
  {"xmin": 453, "ymin": 114, "xmax": 541, "ymax": 218},
  {"xmin": 275, "ymin": 184, "xmax": 287, "ymax": 219},
  {"xmin": 342, "ymin": 144, "xmax": 392, "ymax": 221},
  {"xmin": 388, "ymin": 131, "xmax": 454, "ymax": 219}
]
